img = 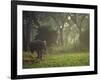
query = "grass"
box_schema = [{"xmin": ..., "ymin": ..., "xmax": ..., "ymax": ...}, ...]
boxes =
[{"xmin": 23, "ymin": 52, "xmax": 89, "ymax": 69}]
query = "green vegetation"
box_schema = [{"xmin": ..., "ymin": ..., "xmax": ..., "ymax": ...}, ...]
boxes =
[
  {"xmin": 23, "ymin": 52, "xmax": 89, "ymax": 68},
  {"xmin": 22, "ymin": 11, "xmax": 90, "ymax": 69}
]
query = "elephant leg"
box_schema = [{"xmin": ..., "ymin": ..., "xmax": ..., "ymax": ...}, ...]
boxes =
[
  {"xmin": 36, "ymin": 50, "xmax": 44, "ymax": 60},
  {"xmin": 39, "ymin": 50, "xmax": 43, "ymax": 60}
]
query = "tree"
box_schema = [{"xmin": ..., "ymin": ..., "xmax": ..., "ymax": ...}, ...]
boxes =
[
  {"xmin": 50, "ymin": 13, "xmax": 69, "ymax": 46},
  {"xmin": 23, "ymin": 11, "xmax": 40, "ymax": 51},
  {"xmin": 68, "ymin": 13, "xmax": 89, "ymax": 50}
]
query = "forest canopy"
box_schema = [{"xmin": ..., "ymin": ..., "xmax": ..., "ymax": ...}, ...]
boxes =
[{"xmin": 23, "ymin": 11, "xmax": 89, "ymax": 52}]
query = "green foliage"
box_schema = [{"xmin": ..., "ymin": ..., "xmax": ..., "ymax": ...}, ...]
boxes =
[
  {"xmin": 23, "ymin": 52, "xmax": 89, "ymax": 68},
  {"xmin": 23, "ymin": 11, "xmax": 89, "ymax": 52},
  {"xmin": 22, "ymin": 11, "xmax": 90, "ymax": 69}
]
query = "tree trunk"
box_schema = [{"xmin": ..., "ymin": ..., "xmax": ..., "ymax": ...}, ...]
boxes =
[
  {"xmin": 78, "ymin": 27, "xmax": 82, "ymax": 51},
  {"xmin": 60, "ymin": 28, "xmax": 63, "ymax": 46},
  {"xmin": 23, "ymin": 17, "xmax": 33, "ymax": 51}
]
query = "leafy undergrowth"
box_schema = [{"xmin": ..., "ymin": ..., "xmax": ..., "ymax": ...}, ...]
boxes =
[{"xmin": 23, "ymin": 52, "xmax": 89, "ymax": 69}]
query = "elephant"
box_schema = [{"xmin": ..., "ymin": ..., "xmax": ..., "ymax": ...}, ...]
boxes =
[{"xmin": 29, "ymin": 40, "xmax": 46, "ymax": 60}]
